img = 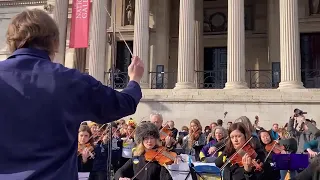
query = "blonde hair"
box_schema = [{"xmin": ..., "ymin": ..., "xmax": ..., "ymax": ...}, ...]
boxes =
[
  {"xmin": 188, "ymin": 119, "xmax": 202, "ymax": 148},
  {"xmin": 6, "ymin": 9, "xmax": 59, "ymax": 55}
]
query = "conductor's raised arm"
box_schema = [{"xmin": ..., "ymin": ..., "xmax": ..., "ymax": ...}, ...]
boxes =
[{"xmin": 76, "ymin": 56, "xmax": 144, "ymax": 124}]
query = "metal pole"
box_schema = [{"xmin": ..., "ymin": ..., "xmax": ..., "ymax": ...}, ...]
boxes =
[
  {"xmin": 110, "ymin": 0, "xmax": 117, "ymax": 89},
  {"xmin": 108, "ymin": 1, "xmax": 117, "ymax": 179}
]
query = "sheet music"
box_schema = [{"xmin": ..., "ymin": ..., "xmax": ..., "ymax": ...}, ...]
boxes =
[
  {"xmin": 167, "ymin": 163, "xmax": 192, "ymax": 180},
  {"xmin": 78, "ymin": 172, "xmax": 90, "ymax": 180}
]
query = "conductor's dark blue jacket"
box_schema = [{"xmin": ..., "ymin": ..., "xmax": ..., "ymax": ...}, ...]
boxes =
[{"xmin": 0, "ymin": 48, "xmax": 142, "ymax": 180}]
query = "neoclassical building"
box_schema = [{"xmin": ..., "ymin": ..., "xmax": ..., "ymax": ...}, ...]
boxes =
[{"xmin": 1, "ymin": 0, "xmax": 320, "ymax": 129}]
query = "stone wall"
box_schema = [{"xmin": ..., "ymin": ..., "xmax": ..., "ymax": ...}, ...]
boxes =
[{"xmin": 126, "ymin": 89, "xmax": 320, "ymax": 130}]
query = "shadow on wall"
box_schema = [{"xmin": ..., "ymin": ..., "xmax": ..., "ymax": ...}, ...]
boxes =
[
  {"xmin": 146, "ymin": 101, "xmax": 171, "ymax": 113},
  {"xmin": 144, "ymin": 94, "xmax": 172, "ymax": 113}
]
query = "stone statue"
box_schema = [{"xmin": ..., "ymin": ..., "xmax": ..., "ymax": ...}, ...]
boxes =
[
  {"xmin": 203, "ymin": 11, "xmax": 212, "ymax": 32},
  {"xmin": 43, "ymin": 3, "xmax": 54, "ymax": 13},
  {"xmin": 126, "ymin": 0, "xmax": 134, "ymax": 25},
  {"xmin": 310, "ymin": 0, "xmax": 320, "ymax": 15}
]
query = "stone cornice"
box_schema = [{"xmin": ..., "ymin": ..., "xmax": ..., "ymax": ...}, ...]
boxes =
[
  {"xmin": 0, "ymin": 0, "xmax": 47, "ymax": 7},
  {"xmin": 140, "ymin": 89, "xmax": 320, "ymax": 103}
]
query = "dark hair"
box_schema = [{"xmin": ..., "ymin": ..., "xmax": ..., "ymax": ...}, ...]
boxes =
[
  {"xmin": 258, "ymin": 130, "xmax": 273, "ymax": 146},
  {"xmin": 204, "ymin": 126, "xmax": 211, "ymax": 131},
  {"xmin": 217, "ymin": 119, "xmax": 223, "ymax": 126},
  {"xmin": 224, "ymin": 122, "xmax": 253, "ymax": 156},
  {"xmin": 6, "ymin": 9, "xmax": 59, "ymax": 55}
]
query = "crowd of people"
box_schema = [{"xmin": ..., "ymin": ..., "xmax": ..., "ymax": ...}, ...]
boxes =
[{"xmin": 77, "ymin": 109, "xmax": 320, "ymax": 180}]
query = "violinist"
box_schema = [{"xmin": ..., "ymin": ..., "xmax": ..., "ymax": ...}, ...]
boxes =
[
  {"xmin": 150, "ymin": 113, "xmax": 176, "ymax": 151},
  {"xmin": 78, "ymin": 125, "xmax": 95, "ymax": 172},
  {"xmin": 120, "ymin": 121, "xmax": 136, "ymax": 167},
  {"xmin": 200, "ymin": 126, "xmax": 227, "ymax": 162},
  {"xmin": 114, "ymin": 122, "xmax": 173, "ymax": 180},
  {"xmin": 182, "ymin": 119, "xmax": 206, "ymax": 161},
  {"xmin": 215, "ymin": 122, "xmax": 270, "ymax": 180}
]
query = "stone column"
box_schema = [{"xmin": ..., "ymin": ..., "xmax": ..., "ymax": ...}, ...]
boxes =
[
  {"xmin": 174, "ymin": 0, "xmax": 196, "ymax": 89},
  {"xmin": 88, "ymin": 0, "xmax": 108, "ymax": 83},
  {"xmin": 74, "ymin": 48, "xmax": 87, "ymax": 72},
  {"xmin": 278, "ymin": 0, "xmax": 304, "ymax": 89},
  {"xmin": 133, "ymin": 0, "xmax": 150, "ymax": 88},
  {"xmin": 52, "ymin": 0, "xmax": 69, "ymax": 65},
  {"xmin": 194, "ymin": 0, "xmax": 203, "ymax": 88},
  {"xmin": 224, "ymin": 0, "xmax": 248, "ymax": 89}
]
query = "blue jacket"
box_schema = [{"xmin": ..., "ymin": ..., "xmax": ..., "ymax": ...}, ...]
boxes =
[{"xmin": 0, "ymin": 48, "xmax": 142, "ymax": 180}]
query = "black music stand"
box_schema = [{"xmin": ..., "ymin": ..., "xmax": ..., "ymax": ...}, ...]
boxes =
[{"xmin": 272, "ymin": 154, "xmax": 309, "ymax": 171}]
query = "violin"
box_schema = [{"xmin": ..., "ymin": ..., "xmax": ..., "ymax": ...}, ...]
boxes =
[
  {"xmin": 78, "ymin": 143, "xmax": 95, "ymax": 158},
  {"xmin": 144, "ymin": 146, "xmax": 177, "ymax": 166},
  {"xmin": 230, "ymin": 144, "xmax": 263, "ymax": 171},
  {"xmin": 159, "ymin": 125, "xmax": 173, "ymax": 140},
  {"xmin": 265, "ymin": 140, "xmax": 285, "ymax": 154}
]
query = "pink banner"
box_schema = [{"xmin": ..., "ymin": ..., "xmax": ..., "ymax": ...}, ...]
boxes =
[{"xmin": 69, "ymin": 0, "xmax": 90, "ymax": 48}]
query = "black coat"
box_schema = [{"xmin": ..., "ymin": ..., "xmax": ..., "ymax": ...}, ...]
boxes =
[
  {"xmin": 114, "ymin": 154, "xmax": 173, "ymax": 180},
  {"xmin": 215, "ymin": 135, "xmax": 275, "ymax": 180},
  {"xmin": 293, "ymin": 155, "xmax": 320, "ymax": 180}
]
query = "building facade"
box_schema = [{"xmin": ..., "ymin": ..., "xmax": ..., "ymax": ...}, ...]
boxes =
[{"xmin": 1, "ymin": 0, "xmax": 320, "ymax": 129}]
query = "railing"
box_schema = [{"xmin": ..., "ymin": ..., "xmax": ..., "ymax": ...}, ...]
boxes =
[
  {"xmin": 301, "ymin": 69, "xmax": 320, "ymax": 88},
  {"xmin": 85, "ymin": 69, "xmax": 320, "ymax": 89},
  {"xmin": 246, "ymin": 70, "xmax": 280, "ymax": 89},
  {"xmin": 105, "ymin": 71, "xmax": 129, "ymax": 89},
  {"xmin": 150, "ymin": 72, "xmax": 176, "ymax": 89},
  {"xmin": 195, "ymin": 70, "xmax": 227, "ymax": 89}
]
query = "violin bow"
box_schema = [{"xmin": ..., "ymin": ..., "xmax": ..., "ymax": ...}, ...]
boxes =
[
  {"xmin": 211, "ymin": 137, "xmax": 229, "ymax": 157},
  {"xmin": 220, "ymin": 137, "xmax": 253, "ymax": 171},
  {"xmin": 104, "ymin": 6, "xmax": 133, "ymax": 56}
]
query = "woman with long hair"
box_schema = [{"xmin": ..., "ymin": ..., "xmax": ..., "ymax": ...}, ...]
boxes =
[
  {"xmin": 215, "ymin": 122, "xmax": 269, "ymax": 180},
  {"xmin": 114, "ymin": 122, "xmax": 172, "ymax": 180},
  {"xmin": 182, "ymin": 119, "xmax": 206, "ymax": 161}
]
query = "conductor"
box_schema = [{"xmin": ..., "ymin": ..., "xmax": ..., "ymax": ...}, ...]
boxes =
[{"xmin": 0, "ymin": 9, "xmax": 144, "ymax": 180}]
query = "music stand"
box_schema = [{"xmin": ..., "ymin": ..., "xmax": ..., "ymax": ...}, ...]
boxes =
[{"xmin": 272, "ymin": 154, "xmax": 309, "ymax": 171}]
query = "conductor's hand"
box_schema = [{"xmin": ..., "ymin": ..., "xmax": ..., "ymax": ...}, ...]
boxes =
[{"xmin": 128, "ymin": 56, "xmax": 144, "ymax": 83}]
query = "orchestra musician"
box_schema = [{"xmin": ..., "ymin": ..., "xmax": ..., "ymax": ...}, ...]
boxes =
[
  {"xmin": 150, "ymin": 113, "xmax": 176, "ymax": 151},
  {"xmin": 215, "ymin": 122, "xmax": 272, "ymax": 180},
  {"xmin": 259, "ymin": 130, "xmax": 289, "ymax": 180},
  {"xmin": 114, "ymin": 122, "xmax": 173, "ymax": 180},
  {"xmin": 182, "ymin": 119, "xmax": 206, "ymax": 161},
  {"xmin": 0, "ymin": 9, "xmax": 143, "ymax": 180},
  {"xmin": 78, "ymin": 125, "xmax": 95, "ymax": 172},
  {"xmin": 200, "ymin": 126, "xmax": 228, "ymax": 162}
]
